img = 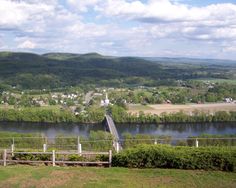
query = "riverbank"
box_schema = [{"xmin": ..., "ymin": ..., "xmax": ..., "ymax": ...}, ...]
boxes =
[
  {"xmin": 0, "ymin": 166, "xmax": 235, "ymax": 188},
  {"xmin": 0, "ymin": 106, "xmax": 236, "ymax": 124}
]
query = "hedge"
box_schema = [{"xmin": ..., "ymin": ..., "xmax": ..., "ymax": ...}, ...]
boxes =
[{"xmin": 112, "ymin": 144, "xmax": 236, "ymax": 172}]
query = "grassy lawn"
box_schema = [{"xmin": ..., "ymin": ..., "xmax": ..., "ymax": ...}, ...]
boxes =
[{"xmin": 0, "ymin": 166, "xmax": 235, "ymax": 188}]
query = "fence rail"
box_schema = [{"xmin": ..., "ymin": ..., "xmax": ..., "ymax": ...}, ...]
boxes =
[
  {"xmin": 1, "ymin": 137, "xmax": 236, "ymax": 167},
  {"xmin": 0, "ymin": 137, "xmax": 236, "ymax": 152},
  {"xmin": 0, "ymin": 149, "xmax": 112, "ymax": 167}
]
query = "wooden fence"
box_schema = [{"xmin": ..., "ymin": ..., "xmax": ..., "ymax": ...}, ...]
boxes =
[{"xmin": 0, "ymin": 149, "xmax": 112, "ymax": 167}]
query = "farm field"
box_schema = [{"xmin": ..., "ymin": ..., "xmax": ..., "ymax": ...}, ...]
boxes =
[
  {"xmin": 128, "ymin": 103, "xmax": 236, "ymax": 115},
  {"xmin": 0, "ymin": 166, "xmax": 236, "ymax": 188},
  {"xmin": 194, "ymin": 79, "xmax": 236, "ymax": 84}
]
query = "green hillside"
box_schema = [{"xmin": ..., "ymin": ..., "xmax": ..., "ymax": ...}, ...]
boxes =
[{"xmin": 0, "ymin": 51, "xmax": 235, "ymax": 89}]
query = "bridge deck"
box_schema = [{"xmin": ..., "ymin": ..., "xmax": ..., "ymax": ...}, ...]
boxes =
[{"xmin": 105, "ymin": 115, "xmax": 120, "ymax": 141}]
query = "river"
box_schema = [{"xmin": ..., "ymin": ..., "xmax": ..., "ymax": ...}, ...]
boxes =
[{"xmin": 0, "ymin": 122, "xmax": 235, "ymax": 138}]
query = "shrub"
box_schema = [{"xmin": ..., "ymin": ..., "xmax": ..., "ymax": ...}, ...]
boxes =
[
  {"xmin": 112, "ymin": 144, "xmax": 236, "ymax": 172},
  {"xmin": 12, "ymin": 153, "xmax": 51, "ymax": 161},
  {"xmin": 68, "ymin": 155, "xmax": 84, "ymax": 161}
]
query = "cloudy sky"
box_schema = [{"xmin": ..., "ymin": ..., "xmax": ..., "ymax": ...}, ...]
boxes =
[{"xmin": 1, "ymin": 0, "xmax": 236, "ymax": 59}]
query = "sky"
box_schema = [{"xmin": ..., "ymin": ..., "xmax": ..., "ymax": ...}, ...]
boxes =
[{"xmin": 1, "ymin": 0, "xmax": 236, "ymax": 60}]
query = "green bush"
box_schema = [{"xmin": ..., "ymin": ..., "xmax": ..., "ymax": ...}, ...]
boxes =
[
  {"xmin": 12, "ymin": 153, "xmax": 51, "ymax": 161},
  {"xmin": 112, "ymin": 144, "xmax": 236, "ymax": 172},
  {"xmin": 68, "ymin": 155, "xmax": 84, "ymax": 161}
]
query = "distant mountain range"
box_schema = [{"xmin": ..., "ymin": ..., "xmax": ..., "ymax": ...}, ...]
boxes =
[{"xmin": 0, "ymin": 51, "xmax": 235, "ymax": 89}]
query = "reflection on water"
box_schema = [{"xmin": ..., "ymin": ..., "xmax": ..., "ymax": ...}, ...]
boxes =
[
  {"xmin": 0, "ymin": 121, "xmax": 235, "ymax": 138},
  {"xmin": 116, "ymin": 122, "xmax": 236, "ymax": 138}
]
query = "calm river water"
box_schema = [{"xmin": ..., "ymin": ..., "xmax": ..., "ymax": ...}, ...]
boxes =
[{"xmin": 0, "ymin": 122, "xmax": 235, "ymax": 138}]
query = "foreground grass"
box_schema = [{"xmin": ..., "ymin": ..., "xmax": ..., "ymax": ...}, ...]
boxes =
[{"xmin": 0, "ymin": 166, "xmax": 235, "ymax": 188}]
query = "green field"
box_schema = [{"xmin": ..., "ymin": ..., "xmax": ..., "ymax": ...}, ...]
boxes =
[
  {"xmin": 0, "ymin": 166, "xmax": 235, "ymax": 188},
  {"xmin": 195, "ymin": 78, "xmax": 236, "ymax": 84},
  {"xmin": 0, "ymin": 105, "xmax": 61, "ymax": 111}
]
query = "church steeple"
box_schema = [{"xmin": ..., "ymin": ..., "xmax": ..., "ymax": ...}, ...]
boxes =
[
  {"xmin": 100, "ymin": 93, "xmax": 110, "ymax": 107},
  {"xmin": 105, "ymin": 93, "xmax": 110, "ymax": 106}
]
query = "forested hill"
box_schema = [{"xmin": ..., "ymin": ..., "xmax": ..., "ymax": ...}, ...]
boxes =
[{"xmin": 0, "ymin": 51, "xmax": 235, "ymax": 89}]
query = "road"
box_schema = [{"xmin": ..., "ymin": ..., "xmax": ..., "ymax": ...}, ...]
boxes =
[{"xmin": 84, "ymin": 91, "xmax": 94, "ymax": 105}]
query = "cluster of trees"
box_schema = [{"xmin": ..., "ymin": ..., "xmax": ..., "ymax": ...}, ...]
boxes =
[
  {"xmin": 205, "ymin": 83, "xmax": 236, "ymax": 102},
  {"xmin": 109, "ymin": 83, "xmax": 236, "ymax": 105},
  {"xmin": 0, "ymin": 107, "xmax": 105, "ymax": 123}
]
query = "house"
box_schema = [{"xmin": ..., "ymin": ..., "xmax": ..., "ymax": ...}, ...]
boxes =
[
  {"xmin": 224, "ymin": 98, "xmax": 233, "ymax": 103},
  {"xmin": 166, "ymin": 100, "xmax": 172, "ymax": 104}
]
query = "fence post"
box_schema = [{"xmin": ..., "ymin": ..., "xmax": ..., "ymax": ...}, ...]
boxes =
[
  {"xmin": 11, "ymin": 144, "xmax": 14, "ymax": 157},
  {"xmin": 109, "ymin": 150, "xmax": 112, "ymax": 167},
  {"xmin": 43, "ymin": 144, "xmax": 47, "ymax": 152},
  {"xmin": 12, "ymin": 137, "xmax": 15, "ymax": 156},
  {"xmin": 3, "ymin": 149, "xmax": 7, "ymax": 167},
  {"xmin": 195, "ymin": 139, "xmax": 199, "ymax": 148},
  {"xmin": 52, "ymin": 150, "xmax": 55, "ymax": 167},
  {"xmin": 154, "ymin": 139, "xmax": 157, "ymax": 145},
  {"xmin": 78, "ymin": 144, "xmax": 82, "ymax": 156},
  {"xmin": 116, "ymin": 142, "xmax": 120, "ymax": 153},
  {"xmin": 77, "ymin": 136, "xmax": 80, "ymax": 152}
]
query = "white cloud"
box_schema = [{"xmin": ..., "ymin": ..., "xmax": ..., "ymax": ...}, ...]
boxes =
[
  {"xmin": 67, "ymin": 22, "xmax": 107, "ymax": 38},
  {"xmin": 101, "ymin": 42, "xmax": 114, "ymax": 47},
  {"xmin": 0, "ymin": 0, "xmax": 236, "ymax": 59},
  {"xmin": 0, "ymin": 0, "xmax": 54, "ymax": 28},
  {"xmin": 66, "ymin": 0, "xmax": 102, "ymax": 12},
  {"xmin": 95, "ymin": 0, "xmax": 236, "ymax": 42},
  {"xmin": 99, "ymin": 0, "xmax": 236, "ymax": 24},
  {"xmin": 17, "ymin": 40, "xmax": 36, "ymax": 49},
  {"xmin": 223, "ymin": 46, "xmax": 236, "ymax": 52}
]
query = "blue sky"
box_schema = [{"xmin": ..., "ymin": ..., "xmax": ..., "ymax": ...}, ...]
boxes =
[{"xmin": 0, "ymin": 0, "xmax": 236, "ymax": 60}]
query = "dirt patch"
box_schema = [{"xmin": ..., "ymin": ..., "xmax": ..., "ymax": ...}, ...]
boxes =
[{"xmin": 128, "ymin": 103, "xmax": 236, "ymax": 115}]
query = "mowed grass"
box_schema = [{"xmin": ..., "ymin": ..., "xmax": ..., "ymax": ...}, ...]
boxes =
[{"xmin": 0, "ymin": 166, "xmax": 235, "ymax": 188}]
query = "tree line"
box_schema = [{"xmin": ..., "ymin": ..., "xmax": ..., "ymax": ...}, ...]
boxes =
[{"xmin": 0, "ymin": 105, "xmax": 235, "ymax": 124}]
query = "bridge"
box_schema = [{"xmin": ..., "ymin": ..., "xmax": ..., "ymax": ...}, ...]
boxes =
[{"xmin": 104, "ymin": 115, "xmax": 122, "ymax": 152}]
